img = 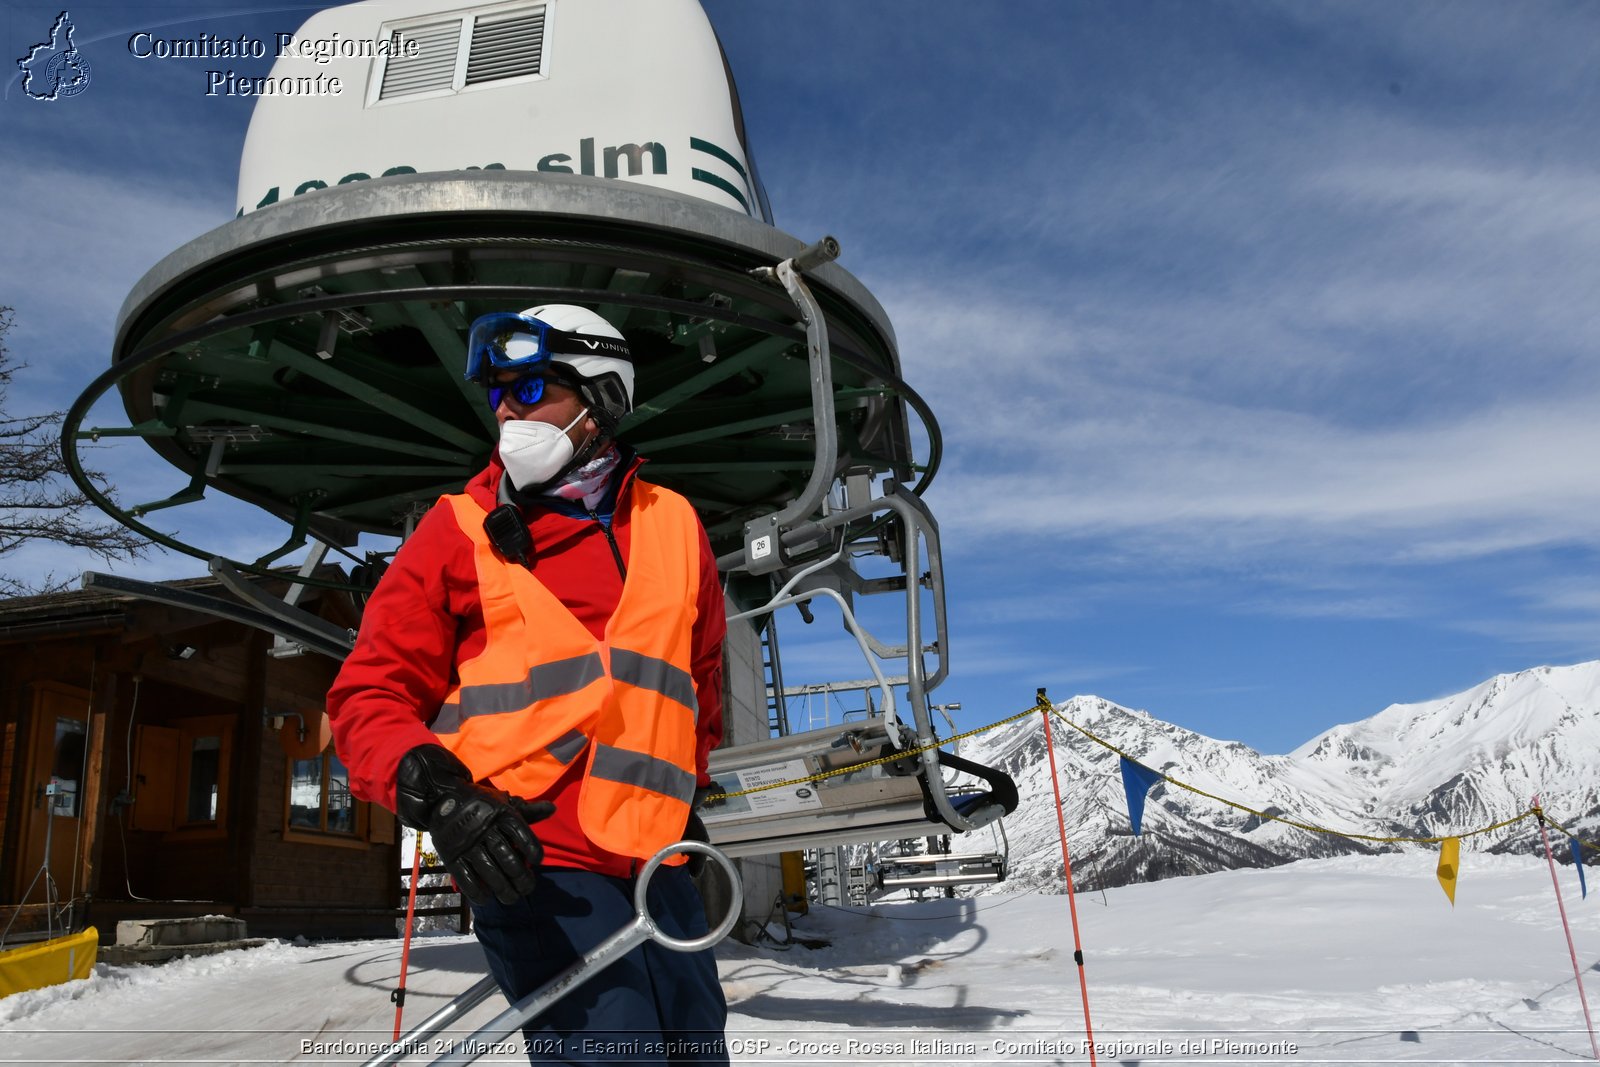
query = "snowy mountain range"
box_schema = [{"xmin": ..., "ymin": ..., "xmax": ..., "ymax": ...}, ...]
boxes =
[{"xmin": 949, "ymin": 660, "xmax": 1600, "ymax": 895}]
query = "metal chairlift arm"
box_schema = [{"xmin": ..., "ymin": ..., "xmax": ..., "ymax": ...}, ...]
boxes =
[
  {"xmin": 739, "ymin": 237, "xmax": 842, "ymax": 577},
  {"xmin": 79, "ymin": 571, "xmax": 354, "ymax": 661}
]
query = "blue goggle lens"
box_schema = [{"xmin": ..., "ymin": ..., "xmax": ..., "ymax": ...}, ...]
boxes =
[
  {"xmin": 465, "ymin": 312, "xmax": 553, "ymax": 382},
  {"xmin": 486, "ymin": 373, "xmax": 550, "ymax": 411}
]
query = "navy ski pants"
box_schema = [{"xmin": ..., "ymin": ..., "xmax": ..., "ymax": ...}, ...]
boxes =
[{"xmin": 470, "ymin": 865, "xmax": 729, "ymax": 1066}]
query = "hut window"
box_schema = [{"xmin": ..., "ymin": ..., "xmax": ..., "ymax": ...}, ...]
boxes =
[
  {"xmin": 50, "ymin": 718, "xmax": 87, "ymax": 819},
  {"xmin": 185, "ymin": 734, "xmax": 222, "ymax": 823},
  {"xmin": 288, "ymin": 752, "xmax": 359, "ymax": 837},
  {"xmin": 137, "ymin": 715, "xmax": 233, "ymax": 835},
  {"xmin": 175, "ymin": 716, "xmax": 232, "ymax": 830}
]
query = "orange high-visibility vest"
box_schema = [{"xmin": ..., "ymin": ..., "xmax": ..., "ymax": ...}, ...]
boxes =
[{"xmin": 428, "ymin": 483, "xmax": 703, "ymax": 862}]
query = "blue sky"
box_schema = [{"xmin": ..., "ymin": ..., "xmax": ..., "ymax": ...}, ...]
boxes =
[{"xmin": 4, "ymin": 2, "xmax": 1599, "ymax": 754}]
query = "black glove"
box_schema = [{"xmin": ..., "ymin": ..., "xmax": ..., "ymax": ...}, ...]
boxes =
[
  {"xmin": 683, "ymin": 809, "xmax": 711, "ymax": 879},
  {"xmin": 395, "ymin": 745, "xmax": 554, "ymax": 907},
  {"xmin": 685, "ymin": 782, "xmax": 725, "ymax": 879}
]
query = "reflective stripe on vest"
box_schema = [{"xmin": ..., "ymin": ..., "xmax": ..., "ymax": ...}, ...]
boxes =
[
  {"xmin": 548, "ymin": 729, "xmax": 588, "ymax": 765},
  {"xmin": 591, "ymin": 743, "xmax": 697, "ymax": 801},
  {"xmin": 430, "ymin": 482, "xmax": 703, "ymax": 860},
  {"xmin": 610, "ymin": 648, "xmax": 698, "ymax": 722},
  {"xmin": 433, "ymin": 653, "xmax": 606, "ymax": 734}
]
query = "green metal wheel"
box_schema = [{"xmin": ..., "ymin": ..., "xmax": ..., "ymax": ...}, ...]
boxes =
[{"xmin": 64, "ymin": 172, "xmax": 941, "ymax": 587}]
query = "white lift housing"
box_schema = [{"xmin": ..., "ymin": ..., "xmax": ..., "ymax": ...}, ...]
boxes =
[{"xmin": 237, "ymin": 0, "xmax": 767, "ymax": 220}]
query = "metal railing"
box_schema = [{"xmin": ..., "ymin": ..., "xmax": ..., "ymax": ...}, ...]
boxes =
[{"xmin": 398, "ymin": 864, "xmax": 471, "ymax": 934}]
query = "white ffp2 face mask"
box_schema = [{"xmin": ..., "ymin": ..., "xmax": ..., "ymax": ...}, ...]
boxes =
[{"xmin": 498, "ymin": 408, "xmax": 589, "ymax": 490}]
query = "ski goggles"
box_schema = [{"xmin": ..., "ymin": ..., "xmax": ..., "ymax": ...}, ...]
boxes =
[{"xmin": 464, "ymin": 312, "xmax": 558, "ymax": 383}]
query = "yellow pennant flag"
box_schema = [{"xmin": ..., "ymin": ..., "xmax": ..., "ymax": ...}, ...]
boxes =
[{"xmin": 1436, "ymin": 837, "xmax": 1461, "ymax": 905}]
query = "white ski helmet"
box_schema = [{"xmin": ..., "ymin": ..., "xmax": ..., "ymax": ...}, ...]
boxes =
[
  {"xmin": 464, "ymin": 304, "xmax": 634, "ymax": 430},
  {"xmin": 518, "ymin": 304, "xmax": 634, "ymax": 425}
]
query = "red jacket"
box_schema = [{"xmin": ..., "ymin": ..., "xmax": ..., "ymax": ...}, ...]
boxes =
[{"xmin": 327, "ymin": 453, "xmax": 726, "ymax": 878}]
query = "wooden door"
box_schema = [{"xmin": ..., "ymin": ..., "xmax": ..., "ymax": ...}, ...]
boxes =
[{"xmin": 11, "ymin": 684, "xmax": 92, "ymax": 906}]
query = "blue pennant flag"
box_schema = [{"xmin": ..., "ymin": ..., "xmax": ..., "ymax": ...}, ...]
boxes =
[
  {"xmin": 1120, "ymin": 756, "xmax": 1164, "ymax": 835},
  {"xmin": 1572, "ymin": 838, "xmax": 1587, "ymax": 901}
]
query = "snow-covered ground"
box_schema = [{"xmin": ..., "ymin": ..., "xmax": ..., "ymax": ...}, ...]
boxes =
[{"xmin": 3, "ymin": 853, "xmax": 1597, "ymax": 1065}]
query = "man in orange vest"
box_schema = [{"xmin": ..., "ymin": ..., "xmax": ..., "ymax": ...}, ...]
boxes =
[{"xmin": 328, "ymin": 305, "xmax": 729, "ymax": 1065}]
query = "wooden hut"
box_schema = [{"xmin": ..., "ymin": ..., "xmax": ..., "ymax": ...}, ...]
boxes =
[{"xmin": 0, "ymin": 571, "xmax": 396, "ymax": 945}]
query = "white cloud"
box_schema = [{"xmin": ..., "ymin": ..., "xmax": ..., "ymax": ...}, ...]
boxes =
[
  {"xmin": 950, "ymin": 590, "xmax": 1090, "ymax": 625},
  {"xmin": 1515, "ymin": 580, "xmax": 1600, "ymax": 617},
  {"xmin": 946, "ymin": 637, "xmax": 1143, "ymax": 688},
  {"xmin": 0, "ymin": 156, "xmax": 227, "ymax": 408},
  {"xmin": 1442, "ymin": 615, "xmax": 1600, "ymax": 655},
  {"xmin": 937, "ymin": 387, "xmax": 1600, "ymax": 558},
  {"xmin": 1233, "ymin": 590, "xmax": 1423, "ymax": 622},
  {"xmin": 0, "ymin": 143, "xmax": 306, "ymax": 597},
  {"xmin": 1277, "ymin": 1, "xmax": 1600, "ymax": 101},
  {"xmin": 866, "ymin": 125, "xmax": 1600, "ymax": 578}
]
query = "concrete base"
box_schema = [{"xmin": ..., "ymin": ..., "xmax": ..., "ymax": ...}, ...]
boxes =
[
  {"xmin": 102, "ymin": 915, "xmax": 267, "ymax": 964},
  {"xmin": 115, "ymin": 915, "xmax": 247, "ymax": 948},
  {"xmin": 100, "ymin": 938, "xmax": 269, "ymax": 966}
]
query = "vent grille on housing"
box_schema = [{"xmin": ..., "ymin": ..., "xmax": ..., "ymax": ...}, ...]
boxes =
[
  {"xmin": 379, "ymin": 20, "xmax": 462, "ymax": 99},
  {"xmin": 465, "ymin": 9, "xmax": 546, "ymax": 86}
]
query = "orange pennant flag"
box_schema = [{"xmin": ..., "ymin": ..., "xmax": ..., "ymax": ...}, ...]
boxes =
[{"xmin": 1436, "ymin": 837, "xmax": 1461, "ymax": 905}]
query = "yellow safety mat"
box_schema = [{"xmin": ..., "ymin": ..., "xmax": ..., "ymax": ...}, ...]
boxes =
[{"xmin": 0, "ymin": 927, "xmax": 98, "ymax": 999}]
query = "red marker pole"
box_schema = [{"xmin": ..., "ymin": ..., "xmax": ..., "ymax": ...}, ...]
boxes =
[
  {"xmin": 1532, "ymin": 794, "xmax": 1599, "ymax": 1061},
  {"xmin": 393, "ymin": 832, "xmax": 425, "ymax": 1041},
  {"xmin": 1039, "ymin": 690, "xmax": 1098, "ymax": 1065}
]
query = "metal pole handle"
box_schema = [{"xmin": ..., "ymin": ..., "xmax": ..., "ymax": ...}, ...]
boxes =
[
  {"xmin": 632, "ymin": 840, "xmax": 743, "ymax": 951},
  {"xmin": 427, "ymin": 841, "xmax": 742, "ymax": 1067}
]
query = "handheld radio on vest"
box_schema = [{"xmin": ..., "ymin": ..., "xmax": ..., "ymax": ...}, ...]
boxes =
[{"xmin": 483, "ymin": 505, "xmax": 533, "ymax": 568}]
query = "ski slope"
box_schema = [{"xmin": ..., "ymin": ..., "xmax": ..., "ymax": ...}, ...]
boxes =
[{"xmin": 2, "ymin": 854, "xmax": 1596, "ymax": 1065}]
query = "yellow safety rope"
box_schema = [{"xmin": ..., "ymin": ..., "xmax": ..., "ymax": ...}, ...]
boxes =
[
  {"xmin": 1046, "ymin": 705, "xmax": 1534, "ymax": 845},
  {"xmin": 1533, "ymin": 808, "xmax": 1600, "ymax": 855},
  {"xmin": 714, "ymin": 693, "xmax": 1593, "ymax": 853},
  {"xmin": 714, "ymin": 702, "xmax": 1041, "ymax": 801}
]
